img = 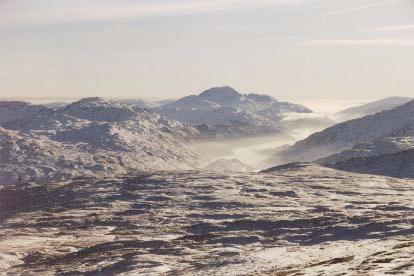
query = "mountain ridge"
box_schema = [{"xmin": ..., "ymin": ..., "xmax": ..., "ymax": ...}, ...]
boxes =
[
  {"xmin": 335, "ymin": 96, "xmax": 412, "ymax": 121},
  {"xmin": 157, "ymin": 86, "xmax": 313, "ymax": 138},
  {"xmin": 276, "ymin": 99, "xmax": 414, "ymax": 164},
  {"xmin": 328, "ymin": 148, "xmax": 414, "ymax": 178},
  {"xmin": 0, "ymin": 98, "xmax": 201, "ymax": 184}
]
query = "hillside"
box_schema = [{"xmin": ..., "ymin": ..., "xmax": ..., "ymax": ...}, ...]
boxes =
[
  {"xmin": 318, "ymin": 136, "xmax": 414, "ymax": 165},
  {"xmin": 277, "ymin": 100, "xmax": 414, "ymax": 164},
  {"xmin": 0, "ymin": 98, "xmax": 200, "ymax": 184},
  {"xmin": 335, "ymin": 97, "xmax": 412, "ymax": 121},
  {"xmin": 328, "ymin": 149, "xmax": 414, "ymax": 178}
]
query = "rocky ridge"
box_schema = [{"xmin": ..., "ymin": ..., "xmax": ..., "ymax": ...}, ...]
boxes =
[{"xmin": 0, "ymin": 98, "xmax": 200, "ymax": 184}]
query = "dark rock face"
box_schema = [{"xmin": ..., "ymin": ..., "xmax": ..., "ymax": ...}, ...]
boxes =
[{"xmin": 1, "ymin": 165, "xmax": 413, "ymax": 275}]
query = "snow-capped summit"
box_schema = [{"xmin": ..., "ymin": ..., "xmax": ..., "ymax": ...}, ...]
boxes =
[
  {"xmin": 198, "ymin": 86, "xmax": 241, "ymax": 102},
  {"xmin": 157, "ymin": 86, "xmax": 312, "ymax": 138},
  {"xmin": 63, "ymin": 97, "xmax": 141, "ymax": 122}
]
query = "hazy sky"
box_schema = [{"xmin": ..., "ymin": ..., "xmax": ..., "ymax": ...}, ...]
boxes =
[{"xmin": 1, "ymin": 0, "xmax": 413, "ymax": 100}]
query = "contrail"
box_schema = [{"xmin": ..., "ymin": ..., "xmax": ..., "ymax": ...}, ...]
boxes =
[{"xmin": 322, "ymin": 0, "xmax": 399, "ymax": 16}]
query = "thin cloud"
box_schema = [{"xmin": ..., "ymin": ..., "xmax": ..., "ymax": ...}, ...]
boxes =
[
  {"xmin": 322, "ymin": 0, "xmax": 399, "ymax": 17},
  {"xmin": 0, "ymin": 0, "xmax": 303, "ymax": 25},
  {"xmin": 363, "ymin": 25, "xmax": 414, "ymax": 32},
  {"xmin": 111, "ymin": 24, "xmax": 124, "ymax": 32},
  {"xmin": 297, "ymin": 38, "xmax": 414, "ymax": 47}
]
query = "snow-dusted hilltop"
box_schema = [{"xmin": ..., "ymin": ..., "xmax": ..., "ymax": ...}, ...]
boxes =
[
  {"xmin": 335, "ymin": 97, "xmax": 412, "ymax": 121},
  {"xmin": 318, "ymin": 136, "xmax": 414, "ymax": 165},
  {"xmin": 329, "ymin": 149, "xmax": 414, "ymax": 179},
  {"xmin": 277, "ymin": 100, "xmax": 414, "ymax": 164},
  {"xmin": 0, "ymin": 98, "xmax": 200, "ymax": 184},
  {"xmin": 157, "ymin": 86, "xmax": 313, "ymax": 138},
  {"xmin": 0, "ymin": 101, "xmax": 48, "ymax": 126},
  {"xmin": 203, "ymin": 158, "xmax": 253, "ymax": 172}
]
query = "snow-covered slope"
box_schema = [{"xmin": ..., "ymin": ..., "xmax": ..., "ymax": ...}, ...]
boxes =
[
  {"xmin": 335, "ymin": 97, "xmax": 412, "ymax": 121},
  {"xmin": 329, "ymin": 149, "xmax": 414, "ymax": 178},
  {"xmin": 0, "ymin": 98, "xmax": 201, "ymax": 184},
  {"xmin": 318, "ymin": 136, "xmax": 414, "ymax": 165},
  {"xmin": 157, "ymin": 86, "xmax": 313, "ymax": 138},
  {"xmin": 1, "ymin": 165, "xmax": 413, "ymax": 275},
  {"xmin": 277, "ymin": 100, "xmax": 414, "ymax": 164}
]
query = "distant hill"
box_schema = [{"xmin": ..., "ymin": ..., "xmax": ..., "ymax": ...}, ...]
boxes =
[
  {"xmin": 328, "ymin": 149, "xmax": 414, "ymax": 179},
  {"xmin": 43, "ymin": 102, "xmax": 69, "ymax": 109},
  {"xmin": 116, "ymin": 99, "xmax": 174, "ymax": 109},
  {"xmin": 276, "ymin": 100, "xmax": 414, "ymax": 164},
  {"xmin": 318, "ymin": 136, "xmax": 414, "ymax": 165},
  {"xmin": 335, "ymin": 97, "xmax": 412, "ymax": 121},
  {"xmin": 203, "ymin": 158, "xmax": 253, "ymax": 172}
]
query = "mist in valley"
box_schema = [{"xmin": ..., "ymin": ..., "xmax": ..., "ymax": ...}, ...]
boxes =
[
  {"xmin": 194, "ymin": 126, "xmax": 327, "ymax": 171},
  {"xmin": 192, "ymin": 99, "xmax": 359, "ymax": 171},
  {"xmin": 2, "ymin": 0, "xmax": 414, "ymax": 274}
]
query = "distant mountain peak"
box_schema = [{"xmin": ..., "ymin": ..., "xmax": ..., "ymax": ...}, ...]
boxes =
[
  {"xmin": 0, "ymin": 100, "xmax": 33, "ymax": 107},
  {"xmin": 335, "ymin": 96, "xmax": 413, "ymax": 121},
  {"xmin": 199, "ymin": 86, "xmax": 240, "ymax": 99},
  {"xmin": 277, "ymin": 98, "xmax": 414, "ymax": 164},
  {"xmin": 374, "ymin": 97, "xmax": 413, "ymax": 105},
  {"xmin": 67, "ymin": 97, "xmax": 109, "ymax": 107},
  {"xmin": 77, "ymin": 97, "xmax": 103, "ymax": 102},
  {"xmin": 157, "ymin": 86, "xmax": 314, "ymax": 138}
]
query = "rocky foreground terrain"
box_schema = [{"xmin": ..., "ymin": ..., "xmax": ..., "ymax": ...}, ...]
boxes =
[{"xmin": 0, "ymin": 164, "xmax": 413, "ymax": 275}]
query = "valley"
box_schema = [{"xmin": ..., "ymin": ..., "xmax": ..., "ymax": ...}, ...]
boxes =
[
  {"xmin": 1, "ymin": 89, "xmax": 414, "ymax": 275},
  {"xmin": 3, "ymin": 3, "xmax": 414, "ymax": 274}
]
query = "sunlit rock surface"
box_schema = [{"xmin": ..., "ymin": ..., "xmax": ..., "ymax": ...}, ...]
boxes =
[{"xmin": 0, "ymin": 164, "xmax": 413, "ymax": 275}]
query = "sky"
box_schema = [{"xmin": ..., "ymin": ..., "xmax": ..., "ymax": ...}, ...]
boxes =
[{"xmin": 0, "ymin": 0, "xmax": 413, "ymax": 100}]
